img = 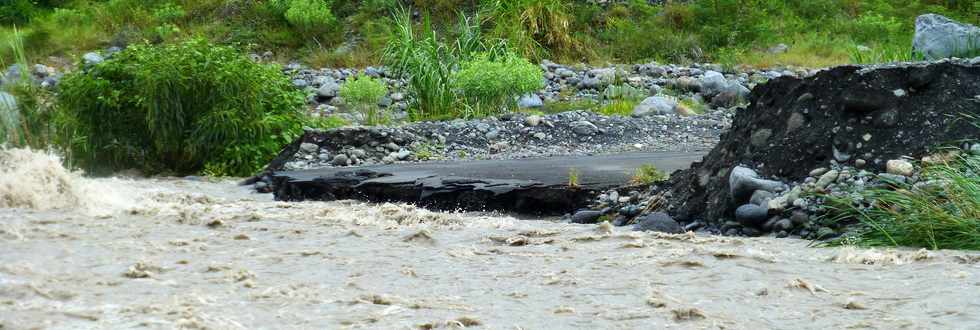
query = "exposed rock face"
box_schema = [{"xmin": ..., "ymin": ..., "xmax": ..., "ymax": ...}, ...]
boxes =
[
  {"xmin": 913, "ymin": 14, "xmax": 980, "ymax": 60},
  {"xmin": 662, "ymin": 61, "xmax": 980, "ymax": 225}
]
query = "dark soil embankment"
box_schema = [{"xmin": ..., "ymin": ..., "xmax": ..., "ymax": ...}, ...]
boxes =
[{"xmin": 663, "ymin": 60, "xmax": 980, "ymax": 225}]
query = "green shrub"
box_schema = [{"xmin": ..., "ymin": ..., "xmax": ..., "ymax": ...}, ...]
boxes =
[
  {"xmin": 453, "ymin": 52, "xmax": 543, "ymax": 117},
  {"xmin": 340, "ymin": 74, "xmax": 388, "ymax": 125},
  {"xmin": 57, "ymin": 38, "xmax": 307, "ymax": 176},
  {"xmin": 152, "ymin": 3, "xmax": 186, "ymax": 22},
  {"xmin": 820, "ymin": 154, "xmax": 980, "ymax": 250},
  {"xmin": 284, "ymin": 0, "xmax": 338, "ymax": 38}
]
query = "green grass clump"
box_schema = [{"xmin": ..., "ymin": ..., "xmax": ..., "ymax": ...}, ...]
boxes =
[
  {"xmin": 284, "ymin": 0, "xmax": 338, "ymax": 40},
  {"xmin": 0, "ymin": 28, "xmax": 55, "ymax": 149},
  {"xmin": 820, "ymin": 154, "xmax": 980, "ymax": 250},
  {"xmin": 384, "ymin": 8, "xmax": 542, "ymax": 120},
  {"xmin": 630, "ymin": 164, "xmax": 668, "ymax": 186},
  {"xmin": 340, "ymin": 74, "xmax": 388, "ymax": 125},
  {"xmin": 541, "ymin": 99, "xmax": 598, "ymax": 114},
  {"xmin": 453, "ymin": 52, "xmax": 543, "ymax": 117},
  {"xmin": 596, "ymin": 100, "xmax": 635, "ymax": 117},
  {"xmin": 56, "ymin": 38, "xmax": 308, "ymax": 177}
]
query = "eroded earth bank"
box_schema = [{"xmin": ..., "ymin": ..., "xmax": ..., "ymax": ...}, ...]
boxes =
[{"xmin": 2, "ymin": 149, "xmax": 979, "ymax": 329}]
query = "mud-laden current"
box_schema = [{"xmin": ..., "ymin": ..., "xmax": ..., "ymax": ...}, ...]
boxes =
[{"xmin": 1, "ymin": 149, "xmax": 979, "ymax": 329}]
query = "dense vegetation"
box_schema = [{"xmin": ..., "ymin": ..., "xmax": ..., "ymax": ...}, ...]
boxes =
[
  {"xmin": 821, "ymin": 153, "xmax": 980, "ymax": 250},
  {"xmin": 2, "ymin": 1, "xmax": 978, "ymax": 67},
  {"xmin": 55, "ymin": 38, "xmax": 316, "ymax": 176}
]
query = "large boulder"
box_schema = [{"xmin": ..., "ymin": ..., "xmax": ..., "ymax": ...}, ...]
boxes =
[
  {"xmin": 633, "ymin": 96, "xmax": 679, "ymax": 116},
  {"xmin": 661, "ymin": 61, "xmax": 980, "ymax": 225},
  {"xmin": 913, "ymin": 14, "xmax": 980, "ymax": 60},
  {"xmin": 316, "ymin": 78, "xmax": 340, "ymax": 98},
  {"xmin": 699, "ymin": 71, "xmax": 729, "ymax": 97},
  {"xmin": 518, "ymin": 94, "xmax": 544, "ymax": 109},
  {"xmin": 633, "ymin": 212, "xmax": 683, "ymax": 234}
]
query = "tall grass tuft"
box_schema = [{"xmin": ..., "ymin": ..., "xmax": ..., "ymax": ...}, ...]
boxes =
[
  {"xmin": 820, "ymin": 153, "xmax": 980, "ymax": 250},
  {"xmin": 0, "ymin": 27, "xmax": 55, "ymax": 150},
  {"xmin": 382, "ymin": 7, "xmax": 516, "ymax": 120}
]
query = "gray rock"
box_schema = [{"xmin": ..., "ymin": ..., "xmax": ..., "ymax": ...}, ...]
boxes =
[
  {"xmin": 82, "ymin": 52, "xmax": 104, "ymax": 66},
  {"xmin": 395, "ymin": 149, "xmax": 412, "ymax": 160},
  {"xmin": 633, "ymin": 212, "xmax": 683, "ymax": 234},
  {"xmin": 710, "ymin": 82, "xmax": 750, "ymax": 108},
  {"xmin": 886, "ymin": 159, "xmax": 914, "ymax": 176},
  {"xmin": 525, "ymin": 115, "xmax": 542, "ymax": 127},
  {"xmin": 789, "ymin": 211, "xmax": 809, "ymax": 226},
  {"xmin": 292, "ymin": 79, "xmax": 309, "ymax": 88},
  {"xmin": 970, "ymin": 144, "xmax": 980, "ymax": 156},
  {"xmin": 815, "ymin": 170, "xmax": 839, "ymax": 190},
  {"xmin": 729, "ymin": 166, "xmax": 785, "ymax": 203},
  {"xmin": 633, "ymin": 96, "xmax": 678, "ymax": 116},
  {"xmin": 913, "ymin": 14, "xmax": 980, "ymax": 60},
  {"xmin": 750, "ymin": 190, "xmax": 774, "ymax": 206},
  {"xmin": 571, "ymin": 210, "xmax": 603, "ymax": 224},
  {"xmin": 570, "ymin": 121, "xmax": 598, "ymax": 136},
  {"xmin": 299, "ymin": 143, "xmax": 319, "ymax": 153},
  {"xmin": 317, "ymin": 78, "xmax": 340, "ymax": 98},
  {"xmin": 331, "ymin": 154, "xmax": 349, "ymax": 166},
  {"xmin": 735, "ymin": 204, "xmax": 769, "ymax": 227},
  {"xmin": 32, "ymin": 64, "xmax": 49, "ymax": 78},
  {"xmin": 674, "ymin": 76, "xmax": 701, "ymax": 92},
  {"xmin": 579, "ymin": 77, "xmax": 601, "ymax": 90},
  {"xmin": 518, "ymin": 94, "xmax": 544, "ymax": 108},
  {"xmin": 700, "ymin": 71, "xmax": 728, "ymax": 97}
]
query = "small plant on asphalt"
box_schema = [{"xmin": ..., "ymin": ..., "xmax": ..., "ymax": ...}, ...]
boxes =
[
  {"xmin": 630, "ymin": 164, "xmax": 668, "ymax": 186},
  {"xmin": 568, "ymin": 167, "xmax": 580, "ymax": 188},
  {"xmin": 819, "ymin": 153, "xmax": 980, "ymax": 250},
  {"xmin": 340, "ymin": 74, "xmax": 388, "ymax": 125}
]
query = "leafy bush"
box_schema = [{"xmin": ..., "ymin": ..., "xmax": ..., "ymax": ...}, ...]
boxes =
[
  {"xmin": 820, "ymin": 154, "xmax": 980, "ymax": 250},
  {"xmin": 57, "ymin": 38, "xmax": 307, "ymax": 176},
  {"xmin": 284, "ymin": 0, "xmax": 338, "ymax": 38},
  {"xmin": 453, "ymin": 52, "xmax": 543, "ymax": 117},
  {"xmin": 340, "ymin": 74, "xmax": 388, "ymax": 125}
]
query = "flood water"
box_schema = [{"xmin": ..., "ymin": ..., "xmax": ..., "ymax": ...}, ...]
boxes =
[{"xmin": 2, "ymin": 149, "xmax": 979, "ymax": 329}]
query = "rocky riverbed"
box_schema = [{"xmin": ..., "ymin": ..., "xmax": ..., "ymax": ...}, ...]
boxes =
[{"xmin": 3, "ymin": 149, "xmax": 980, "ymax": 329}]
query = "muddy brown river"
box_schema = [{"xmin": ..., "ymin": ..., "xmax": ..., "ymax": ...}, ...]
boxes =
[{"xmin": 1, "ymin": 149, "xmax": 979, "ymax": 329}]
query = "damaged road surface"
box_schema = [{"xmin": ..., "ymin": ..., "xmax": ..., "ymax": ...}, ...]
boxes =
[{"xmin": 271, "ymin": 152, "xmax": 703, "ymax": 214}]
